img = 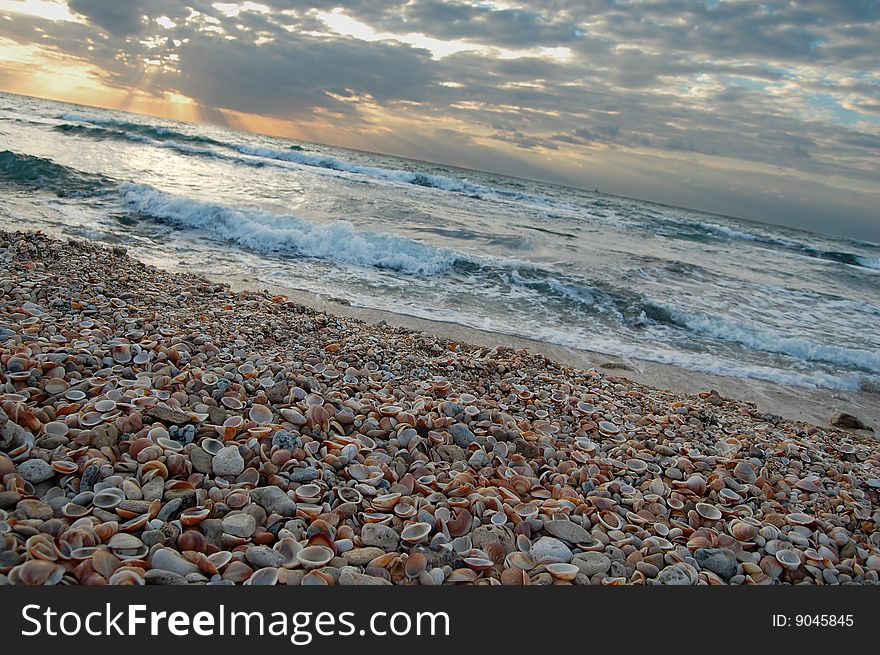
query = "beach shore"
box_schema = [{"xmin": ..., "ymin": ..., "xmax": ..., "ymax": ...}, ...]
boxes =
[
  {"xmin": 225, "ymin": 273, "xmax": 880, "ymax": 432},
  {"xmin": 1, "ymin": 229, "xmax": 878, "ymax": 586}
]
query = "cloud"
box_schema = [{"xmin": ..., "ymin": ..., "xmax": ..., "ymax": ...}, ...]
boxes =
[{"xmin": 0, "ymin": 0, "xmax": 877, "ymax": 237}]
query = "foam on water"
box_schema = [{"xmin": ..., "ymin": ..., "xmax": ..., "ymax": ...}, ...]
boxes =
[{"xmin": 115, "ymin": 183, "xmax": 460, "ymax": 275}]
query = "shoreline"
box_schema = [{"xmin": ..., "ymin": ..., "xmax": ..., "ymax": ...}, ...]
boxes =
[
  {"xmin": 2, "ymin": 229, "xmax": 879, "ymax": 587},
  {"xmin": 224, "ymin": 273, "xmax": 879, "ymax": 433}
]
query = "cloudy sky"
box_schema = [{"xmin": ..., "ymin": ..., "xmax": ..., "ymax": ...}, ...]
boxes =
[{"xmin": 0, "ymin": 1, "xmax": 878, "ymax": 239}]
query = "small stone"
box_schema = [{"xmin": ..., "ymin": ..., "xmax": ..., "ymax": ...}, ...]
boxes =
[
  {"xmin": 190, "ymin": 446, "xmax": 213, "ymax": 474},
  {"xmin": 141, "ymin": 476, "xmax": 165, "ymax": 502},
  {"xmin": 657, "ymin": 564, "xmax": 695, "ymax": 585},
  {"xmin": 250, "ymin": 487, "xmax": 297, "ymax": 516},
  {"xmin": 16, "ymin": 459, "xmax": 54, "ymax": 484},
  {"xmin": 212, "ymin": 445, "xmax": 245, "ymax": 476},
  {"xmin": 361, "ymin": 524, "xmax": 399, "ymax": 551},
  {"xmin": 246, "ymin": 545, "xmax": 286, "ymax": 569},
  {"xmin": 288, "ymin": 467, "xmax": 319, "ymax": 483},
  {"xmin": 18, "ymin": 499, "xmax": 54, "ymax": 520},
  {"xmin": 572, "ymin": 552, "xmax": 611, "ymax": 576},
  {"xmin": 437, "ymin": 444, "xmax": 466, "ymax": 462},
  {"xmin": 222, "ymin": 513, "xmax": 257, "ymax": 538},
  {"xmin": 142, "ymin": 529, "xmax": 166, "ymax": 547},
  {"xmin": 146, "ymin": 405, "xmax": 195, "ymax": 426},
  {"xmin": 339, "ymin": 570, "xmax": 392, "ymax": 586},
  {"xmin": 467, "ymin": 450, "xmax": 490, "ymax": 468},
  {"xmin": 0, "ymin": 490, "xmax": 21, "ymax": 509},
  {"xmin": 448, "ymin": 423, "xmax": 476, "ymax": 447},
  {"xmin": 831, "ymin": 413, "xmax": 873, "ymax": 432},
  {"xmin": 343, "ymin": 547, "xmax": 386, "ymax": 566},
  {"xmin": 544, "ymin": 520, "xmax": 591, "ymax": 544},
  {"xmin": 695, "ymin": 548, "xmax": 738, "ymax": 581},
  {"xmin": 145, "ymin": 569, "xmax": 188, "ymax": 585},
  {"xmin": 471, "ymin": 525, "xmax": 515, "ymax": 553}
]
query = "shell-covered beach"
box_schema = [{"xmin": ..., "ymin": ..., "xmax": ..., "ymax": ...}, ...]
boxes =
[{"xmin": 1, "ymin": 229, "xmax": 879, "ymax": 586}]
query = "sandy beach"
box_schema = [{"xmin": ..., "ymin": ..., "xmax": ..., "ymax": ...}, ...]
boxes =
[{"xmin": 1, "ymin": 229, "xmax": 879, "ymax": 586}]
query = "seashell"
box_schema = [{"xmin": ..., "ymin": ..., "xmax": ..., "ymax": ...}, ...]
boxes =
[
  {"xmin": 51, "ymin": 460, "xmax": 78, "ymax": 475},
  {"xmin": 93, "ymin": 488, "xmax": 125, "ymax": 510},
  {"xmin": 598, "ymin": 421, "xmax": 619, "ymax": 436},
  {"xmin": 504, "ymin": 551, "xmax": 535, "ymax": 570},
  {"xmin": 44, "ymin": 421, "xmax": 70, "ymax": 437},
  {"xmin": 685, "ymin": 474, "xmax": 707, "ymax": 494},
  {"xmin": 729, "ymin": 520, "xmax": 758, "ymax": 542},
  {"xmin": 336, "ymin": 487, "xmax": 363, "ymax": 505},
  {"xmin": 80, "ymin": 412, "xmax": 104, "ymax": 427},
  {"xmin": 180, "ymin": 507, "xmax": 210, "ymax": 526},
  {"xmin": 201, "ymin": 437, "xmax": 224, "ymax": 455},
  {"xmin": 546, "ymin": 563, "xmax": 579, "ymax": 581},
  {"xmin": 177, "ymin": 530, "xmax": 207, "ymax": 552},
  {"xmin": 626, "ymin": 458, "xmax": 647, "ymax": 474},
  {"xmin": 108, "ymin": 569, "xmax": 144, "ymax": 585},
  {"xmin": 221, "ymin": 396, "xmax": 244, "ymax": 410},
  {"xmin": 296, "ymin": 545, "xmax": 335, "ymax": 569},
  {"xmin": 786, "ymin": 512, "xmax": 815, "ymax": 526},
  {"xmin": 10, "ymin": 560, "xmax": 65, "ymax": 586},
  {"xmin": 94, "ymin": 399, "xmax": 117, "ymax": 413},
  {"xmin": 775, "ymin": 549, "xmax": 802, "ymax": 571},
  {"xmin": 405, "ymin": 552, "xmax": 428, "ymax": 578},
  {"xmin": 248, "ymin": 567, "xmax": 278, "ymax": 585},
  {"xmin": 208, "ymin": 551, "xmax": 234, "ymax": 570},
  {"xmin": 111, "ymin": 345, "xmax": 132, "ymax": 364},
  {"xmin": 62, "ymin": 503, "xmax": 92, "ymax": 519},
  {"xmin": 463, "ymin": 557, "xmax": 494, "ymax": 570},
  {"xmin": 400, "ymin": 522, "xmax": 432, "ymax": 544},
  {"xmin": 695, "ymin": 503, "xmax": 722, "ymax": 520},
  {"xmin": 65, "ymin": 389, "xmax": 86, "ymax": 401},
  {"xmin": 372, "ymin": 492, "xmax": 402, "ymax": 511},
  {"xmin": 249, "ymin": 404, "xmax": 273, "ymax": 424},
  {"xmin": 295, "ymin": 484, "xmax": 322, "ymax": 501}
]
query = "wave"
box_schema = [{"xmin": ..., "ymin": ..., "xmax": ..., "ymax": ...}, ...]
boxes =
[
  {"xmin": 58, "ymin": 113, "xmax": 225, "ymax": 147},
  {"xmin": 115, "ymin": 183, "xmax": 460, "ymax": 275},
  {"xmin": 695, "ymin": 221, "xmax": 879, "ymax": 272},
  {"xmin": 234, "ymin": 144, "xmax": 488, "ymax": 195},
  {"xmin": 0, "ymin": 150, "xmax": 111, "ymax": 196},
  {"xmin": 857, "ymin": 256, "xmax": 880, "ymax": 270},
  {"xmin": 56, "ymin": 113, "xmax": 581, "ymax": 208},
  {"xmin": 667, "ymin": 307, "xmax": 880, "ymax": 373}
]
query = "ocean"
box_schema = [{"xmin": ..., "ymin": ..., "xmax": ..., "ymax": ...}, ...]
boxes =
[{"xmin": 1, "ymin": 92, "xmax": 878, "ymax": 392}]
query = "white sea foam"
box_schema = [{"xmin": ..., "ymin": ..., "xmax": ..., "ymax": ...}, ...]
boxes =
[
  {"xmin": 667, "ymin": 308, "xmax": 880, "ymax": 372},
  {"xmin": 115, "ymin": 183, "xmax": 461, "ymax": 275}
]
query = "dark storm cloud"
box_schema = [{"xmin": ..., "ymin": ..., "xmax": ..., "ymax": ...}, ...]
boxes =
[{"xmin": 1, "ymin": 1, "xmax": 878, "ymax": 237}]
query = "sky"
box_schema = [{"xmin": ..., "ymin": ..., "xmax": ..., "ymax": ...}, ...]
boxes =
[{"xmin": 0, "ymin": 0, "xmax": 878, "ymax": 240}]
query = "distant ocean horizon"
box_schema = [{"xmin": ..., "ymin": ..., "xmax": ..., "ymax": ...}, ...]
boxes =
[{"xmin": 2, "ymin": 91, "xmax": 879, "ymax": 392}]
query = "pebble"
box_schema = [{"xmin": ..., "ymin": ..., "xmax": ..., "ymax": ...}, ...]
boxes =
[
  {"xmin": 250, "ymin": 487, "xmax": 297, "ymax": 516},
  {"xmin": 0, "ymin": 230, "xmax": 878, "ymax": 587},
  {"xmin": 544, "ymin": 520, "xmax": 591, "ymax": 544},
  {"xmin": 572, "ymin": 552, "xmax": 612, "ymax": 576},
  {"xmin": 222, "ymin": 513, "xmax": 257, "ymax": 538},
  {"xmin": 212, "ymin": 446, "xmax": 245, "ymax": 477},
  {"xmin": 16, "ymin": 459, "xmax": 54, "ymax": 484},
  {"xmin": 694, "ymin": 548, "xmax": 739, "ymax": 581},
  {"xmin": 361, "ymin": 524, "xmax": 400, "ymax": 551}
]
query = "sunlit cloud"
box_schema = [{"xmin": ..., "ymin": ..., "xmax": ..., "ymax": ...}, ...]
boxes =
[
  {"xmin": 0, "ymin": 0, "xmax": 876, "ymax": 238},
  {"xmin": 316, "ymin": 9, "xmax": 572, "ymax": 62},
  {"xmin": 0, "ymin": 0, "xmax": 82, "ymax": 23}
]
